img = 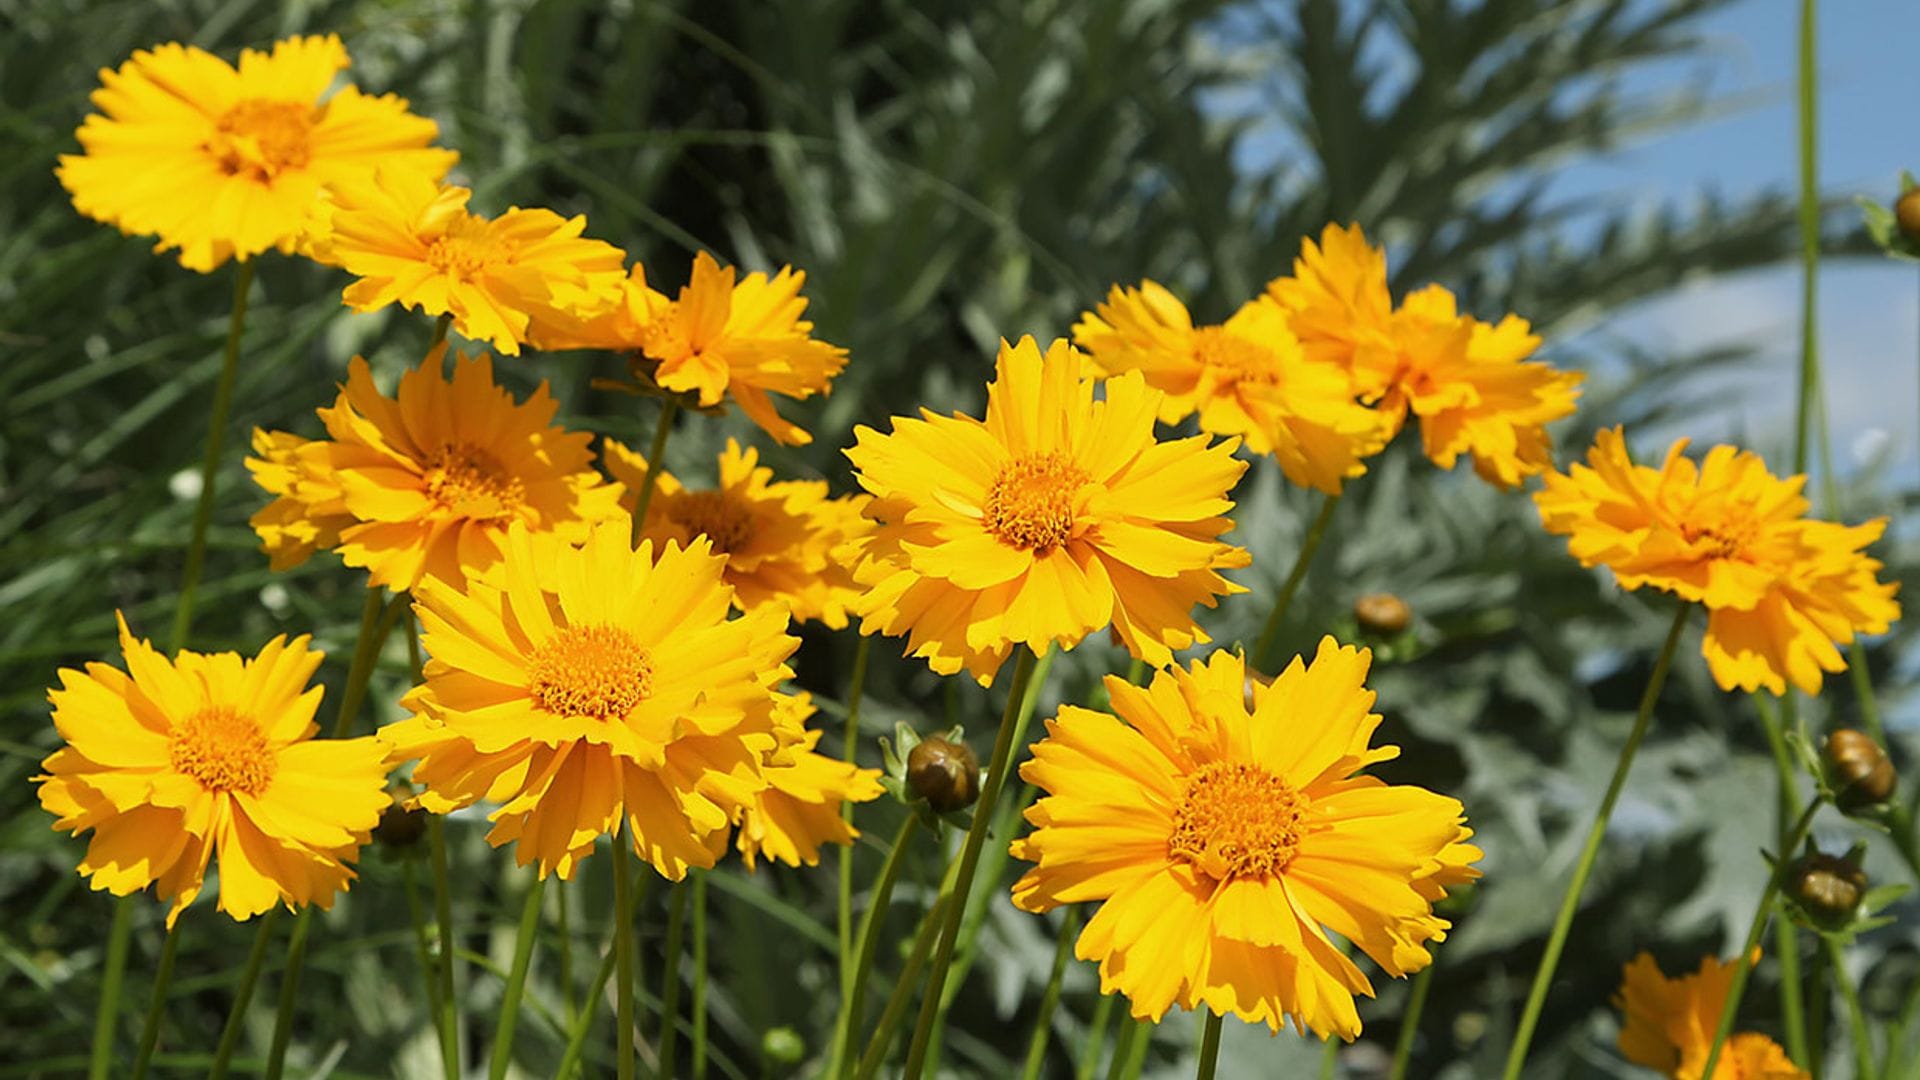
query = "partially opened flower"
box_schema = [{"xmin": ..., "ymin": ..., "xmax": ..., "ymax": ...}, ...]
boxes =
[
  {"xmin": 734, "ymin": 694, "xmax": 883, "ymax": 869},
  {"xmin": 317, "ymin": 168, "xmax": 627, "ymax": 354},
  {"xmin": 1072, "ymin": 283, "xmax": 1388, "ymax": 493},
  {"xmin": 57, "ymin": 34, "xmax": 454, "ymax": 272},
  {"xmin": 1615, "ymin": 952, "xmax": 1805, "ymax": 1079},
  {"xmin": 532, "ymin": 251, "xmax": 847, "ymax": 445},
  {"xmin": 846, "ymin": 336, "xmax": 1250, "ymax": 685},
  {"xmin": 1010, "ymin": 641, "xmax": 1480, "ymax": 1039},
  {"xmin": 35, "ymin": 615, "xmax": 388, "ymax": 925},
  {"xmin": 385, "ymin": 520, "xmax": 799, "ymax": 880},
  {"xmin": 247, "ymin": 346, "xmax": 622, "ymax": 591},
  {"xmin": 1535, "ymin": 428, "xmax": 1900, "ymax": 695},
  {"xmin": 604, "ymin": 438, "xmax": 872, "ymax": 628}
]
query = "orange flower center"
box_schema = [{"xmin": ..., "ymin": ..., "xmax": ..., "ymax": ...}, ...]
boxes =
[
  {"xmin": 424, "ymin": 214, "xmax": 505, "ymax": 278},
  {"xmin": 424, "ymin": 442, "xmax": 525, "ymax": 521},
  {"xmin": 1168, "ymin": 761, "xmax": 1307, "ymax": 881},
  {"xmin": 169, "ymin": 705, "xmax": 275, "ymax": 795},
  {"xmin": 1679, "ymin": 516, "xmax": 1757, "ymax": 560},
  {"xmin": 1193, "ymin": 327, "xmax": 1279, "ymax": 385},
  {"xmin": 983, "ymin": 452, "xmax": 1089, "ymax": 554},
  {"xmin": 209, "ymin": 99, "xmax": 317, "ymax": 179},
  {"xmin": 527, "ymin": 624, "xmax": 655, "ymax": 720},
  {"xmin": 668, "ymin": 491, "xmax": 754, "ymax": 555}
]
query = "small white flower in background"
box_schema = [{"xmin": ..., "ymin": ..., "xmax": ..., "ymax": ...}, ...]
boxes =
[{"xmin": 168, "ymin": 468, "xmax": 202, "ymax": 501}]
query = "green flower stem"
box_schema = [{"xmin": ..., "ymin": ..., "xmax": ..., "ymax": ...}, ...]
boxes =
[
  {"xmin": 901, "ymin": 646, "xmax": 1044, "ymax": 1079},
  {"xmin": 262, "ymin": 905, "xmax": 314, "ymax": 1080},
  {"xmin": 555, "ymin": 881, "xmax": 576, "ymax": 1028},
  {"xmin": 1792, "ymin": 0, "xmax": 1820, "ymax": 480},
  {"xmin": 1252, "ymin": 493, "xmax": 1340, "ymax": 672},
  {"xmin": 1699, "ymin": 796, "xmax": 1825, "ymax": 1079},
  {"xmin": 1387, "ymin": 962, "xmax": 1437, "ymax": 1080},
  {"xmin": 429, "ymin": 817, "xmax": 462, "ymax": 1080},
  {"xmin": 831, "ymin": 813, "xmax": 922, "ymax": 1076},
  {"xmin": 1809, "ymin": 951, "xmax": 1830, "ymax": 1080},
  {"xmin": 629, "ymin": 400, "xmax": 679, "ymax": 546},
  {"xmin": 612, "ymin": 827, "xmax": 638, "ymax": 1080},
  {"xmin": 126, "ymin": 925, "xmax": 182, "ymax": 1080},
  {"xmin": 88, "ymin": 900, "xmax": 134, "ymax": 1080},
  {"xmin": 659, "ymin": 876, "xmax": 691, "ymax": 1078},
  {"xmin": 556, "ymin": 933, "xmax": 621, "ymax": 1080},
  {"xmin": 402, "ymin": 857, "xmax": 445, "ymax": 1024},
  {"xmin": 329, "ymin": 588, "xmax": 406, "ymax": 737},
  {"xmin": 692, "ymin": 872, "xmax": 710, "ymax": 1080},
  {"xmin": 1824, "ymin": 936, "xmax": 1876, "ymax": 1080},
  {"xmin": 837, "ymin": 635, "xmax": 874, "ymax": 1005},
  {"xmin": 1020, "ymin": 906, "xmax": 1081, "ymax": 1080},
  {"xmin": 1194, "ymin": 1013, "xmax": 1224, "ymax": 1080},
  {"xmin": 851, "ymin": 888, "xmax": 952, "ymax": 1080},
  {"xmin": 1501, "ymin": 602, "xmax": 1692, "ymax": 1080},
  {"xmin": 1317, "ymin": 1031, "xmax": 1338, "ymax": 1078},
  {"xmin": 1077, "ymin": 995, "xmax": 1117, "ymax": 1080},
  {"xmin": 1104, "ymin": 1016, "xmax": 1147, "ymax": 1080},
  {"xmin": 1754, "ymin": 694, "xmax": 1810, "ymax": 1064},
  {"xmin": 207, "ymin": 908, "xmax": 280, "ymax": 1080},
  {"xmin": 488, "ymin": 875, "xmax": 547, "ymax": 1080}
]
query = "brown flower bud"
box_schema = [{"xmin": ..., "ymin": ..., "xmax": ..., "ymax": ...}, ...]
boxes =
[
  {"xmin": 1898, "ymin": 188, "xmax": 1920, "ymax": 244},
  {"xmin": 372, "ymin": 782, "xmax": 428, "ymax": 850},
  {"xmin": 907, "ymin": 736, "xmax": 980, "ymax": 812},
  {"xmin": 1353, "ymin": 593, "xmax": 1412, "ymax": 636},
  {"xmin": 1790, "ymin": 852, "xmax": 1867, "ymax": 930},
  {"xmin": 1825, "ymin": 728, "xmax": 1896, "ymax": 811}
]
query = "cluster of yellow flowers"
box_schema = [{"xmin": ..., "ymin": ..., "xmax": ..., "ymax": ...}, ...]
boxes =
[{"xmin": 34, "ymin": 31, "xmax": 1903, "ymax": 1066}]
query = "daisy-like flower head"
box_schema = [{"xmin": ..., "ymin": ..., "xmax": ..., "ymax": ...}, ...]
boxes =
[
  {"xmin": 1535, "ymin": 427, "xmax": 1901, "ymax": 695},
  {"xmin": 1010, "ymin": 641, "xmax": 1480, "ymax": 1040},
  {"xmin": 1615, "ymin": 951, "xmax": 1806, "ymax": 1079},
  {"xmin": 35, "ymin": 615, "xmax": 389, "ymax": 926},
  {"xmin": 247, "ymin": 345, "xmax": 623, "ymax": 591},
  {"xmin": 845, "ymin": 336, "xmax": 1251, "ymax": 686},
  {"xmin": 1071, "ymin": 282, "xmax": 1389, "ymax": 493},
  {"xmin": 384, "ymin": 519, "xmax": 801, "ymax": 881},
  {"xmin": 1264, "ymin": 223, "xmax": 1396, "ymax": 376},
  {"xmin": 57, "ymin": 35, "xmax": 455, "ymax": 272},
  {"xmin": 532, "ymin": 251, "xmax": 848, "ymax": 445},
  {"xmin": 317, "ymin": 167, "xmax": 628, "ymax": 355},
  {"xmin": 733, "ymin": 694, "xmax": 883, "ymax": 869},
  {"xmin": 604, "ymin": 437, "xmax": 873, "ymax": 629}
]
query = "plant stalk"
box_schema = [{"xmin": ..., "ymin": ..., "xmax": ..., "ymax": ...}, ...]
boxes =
[
  {"xmin": 429, "ymin": 817, "xmax": 461, "ymax": 1080},
  {"xmin": 1020, "ymin": 907, "xmax": 1081, "ymax": 1080},
  {"xmin": 169, "ymin": 259, "xmax": 255, "ymax": 652},
  {"xmin": 1195, "ymin": 1013, "xmax": 1224, "ymax": 1080},
  {"xmin": 629, "ymin": 400, "xmax": 679, "ymax": 546},
  {"xmin": 613, "ymin": 826, "xmax": 637, "ymax": 1080},
  {"xmin": 262, "ymin": 906, "xmax": 314, "ymax": 1080},
  {"xmin": 489, "ymin": 875, "xmax": 547, "ymax": 1080},
  {"xmin": 660, "ymin": 876, "xmax": 691, "ymax": 1078},
  {"xmin": 1252, "ymin": 493, "xmax": 1340, "ymax": 671},
  {"xmin": 832, "ymin": 813, "xmax": 922, "ymax": 1076},
  {"xmin": 207, "ymin": 909, "xmax": 279, "ymax": 1080},
  {"xmin": 1388, "ymin": 962, "xmax": 1437, "ymax": 1080},
  {"xmin": 126, "ymin": 925, "xmax": 182, "ymax": 1080}
]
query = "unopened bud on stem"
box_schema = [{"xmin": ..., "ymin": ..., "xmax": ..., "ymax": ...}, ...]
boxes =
[{"xmin": 907, "ymin": 736, "xmax": 980, "ymax": 813}]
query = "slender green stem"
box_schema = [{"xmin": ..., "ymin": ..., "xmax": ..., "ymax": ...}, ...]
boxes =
[
  {"xmin": 127, "ymin": 926, "xmax": 181, "ymax": 1080},
  {"xmin": 1252, "ymin": 493, "xmax": 1340, "ymax": 671},
  {"xmin": 1388, "ymin": 963, "xmax": 1437, "ymax": 1080},
  {"xmin": 693, "ymin": 872, "xmax": 709, "ymax": 1080},
  {"xmin": 1699, "ymin": 796, "xmax": 1825, "ymax": 1078},
  {"xmin": 402, "ymin": 857, "xmax": 445, "ymax": 1023},
  {"xmin": 1792, "ymin": 0, "xmax": 1820, "ymax": 480},
  {"xmin": 429, "ymin": 817, "xmax": 461, "ymax": 1080},
  {"xmin": 851, "ymin": 892, "xmax": 951, "ymax": 1080},
  {"xmin": 1810, "ymin": 948, "xmax": 1830, "ymax": 1080},
  {"xmin": 1195, "ymin": 1013, "xmax": 1224, "ymax": 1080},
  {"xmin": 1318, "ymin": 1032, "xmax": 1339, "ymax": 1078},
  {"xmin": 833, "ymin": 814, "xmax": 922, "ymax": 1076},
  {"xmin": 660, "ymin": 877, "xmax": 691, "ymax": 1078},
  {"xmin": 629, "ymin": 400, "xmax": 679, "ymax": 546},
  {"xmin": 262, "ymin": 906, "xmax": 313, "ymax": 1080},
  {"xmin": 1501, "ymin": 603, "xmax": 1692, "ymax": 1080},
  {"xmin": 1755, "ymin": 694, "xmax": 1810, "ymax": 1064},
  {"xmin": 1105, "ymin": 1017, "xmax": 1146, "ymax": 1080},
  {"xmin": 556, "ymin": 936, "xmax": 621, "ymax": 1080},
  {"xmin": 613, "ymin": 827, "xmax": 637, "ymax": 1080},
  {"xmin": 1824, "ymin": 936, "xmax": 1876, "ymax": 1080},
  {"xmin": 330, "ymin": 588, "xmax": 398, "ymax": 737},
  {"xmin": 556, "ymin": 879, "xmax": 576, "ymax": 1028},
  {"xmin": 838, "ymin": 635, "xmax": 874, "ymax": 1012},
  {"xmin": 1879, "ymin": 947, "xmax": 1920, "ymax": 1077},
  {"xmin": 901, "ymin": 647, "xmax": 1043, "ymax": 1079},
  {"xmin": 207, "ymin": 909, "xmax": 280, "ymax": 1080},
  {"xmin": 1021, "ymin": 907, "xmax": 1081, "ymax": 1080},
  {"xmin": 1077, "ymin": 995, "xmax": 1117, "ymax": 1080},
  {"xmin": 89, "ymin": 900, "xmax": 134, "ymax": 1080},
  {"xmin": 169, "ymin": 259, "xmax": 255, "ymax": 652},
  {"xmin": 489, "ymin": 875, "xmax": 547, "ymax": 1080}
]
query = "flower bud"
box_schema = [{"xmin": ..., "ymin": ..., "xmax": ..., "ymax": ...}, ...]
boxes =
[
  {"xmin": 906, "ymin": 736, "xmax": 980, "ymax": 813},
  {"xmin": 1898, "ymin": 188, "xmax": 1920, "ymax": 244},
  {"xmin": 371, "ymin": 782, "xmax": 428, "ymax": 850},
  {"xmin": 1789, "ymin": 852, "xmax": 1867, "ymax": 930},
  {"xmin": 1353, "ymin": 593, "xmax": 1412, "ymax": 636},
  {"xmin": 1825, "ymin": 728, "xmax": 1896, "ymax": 811}
]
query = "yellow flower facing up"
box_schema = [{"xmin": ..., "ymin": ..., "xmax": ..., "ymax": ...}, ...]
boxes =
[
  {"xmin": 1267, "ymin": 224, "xmax": 1582, "ymax": 488},
  {"xmin": 318, "ymin": 167, "xmax": 627, "ymax": 355},
  {"xmin": 385, "ymin": 520, "xmax": 800, "ymax": 881},
  {"xmin": 1615, "ymin": 952, "xmax": 1806, "ymax": 1079},
  {"xmin": 605, "ymin": 438, "xmax": 872, "ymax": 629},
  {"xmin": 247, "ymin": 346, "xmax": 622, "ymax": 591},
  {"xmin": 57, "ymin": 35, "xmax": 455, "ymax": 272},
  {"xmin": 846, "ymin": 336, "xmax": 1250, "ymax": 685},
  {"xmin": 1010, "ymin": 641, "xmax": 1480, "ymax": 1040},
  {"xmin": 1535, "ymin": 428, "xmax": 1900, "ymax": 695},
  {"xmin": 35, "ymin": 616, "xmax": 389, "ymax": 926},
  {"xmin": 532, "ymin": 251, "xmax": 848, "ymax": 445},
  {"xmin": 1072, "ymin": 282, "xmax": 1389, "ymax": 493},
  {"xmin": 734, "ymin": 694, "xmax": 883, "ymax": 869}
]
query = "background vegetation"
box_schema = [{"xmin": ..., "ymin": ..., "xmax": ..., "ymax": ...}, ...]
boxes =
[{"xmin": 1, "ymin": 0, "xmax": 1911, "ymax": 1075}]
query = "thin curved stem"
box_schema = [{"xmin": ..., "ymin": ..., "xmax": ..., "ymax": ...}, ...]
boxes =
[
  {"xmin": 1755, "ymin": 694, "xmax": 1810, "ymax": 1064},
  {"xmin": 207, "ymin": 909, "xmax": 279, "ymax": 1080},
  {"xmin": 1387, "ymin": 962, "xmax": 1437, "ymax": 1080},
  {"xmin": 1318, "ymin": 1031, "xmax": 1339, "ymax": 1078},
  {"xmin": 1501, "ymin": 603, "xmax": 1692, "ymax": 1079},
  {"xmin": 660, "ymin": 876, "xmax": 691, "ymax": 1078},
  {"xmin": 838, "ymin": 635, "xmax": 874, "ymax": 1011},
  {"xmin": 1195, "ymin": 1013, "xmax": 1224, "ymax": 1080},
  {"xmin": 89, "ymin": 901, "xmax": 134, "ymax": 1080},
  {"xmin": 851, "ymin": 891, "xmax": 951, "ymax": 1080},
  {"xmin": 833, "ymin": 813, "xmax": 922, "ymax": 1076},
  {"xmin": 1104, "ymin": 1017, "xmax": 1147, "ymax": 1080},
  {"xmin": 1077, "ymin": 995, "xmax": 1117, "ymax": 1080},
  {"xmin": 555, "ymin": 880, "xmax": 576, "ymax": 1028},
  {"xmin": 262, "ymin": 906, "xmax": 314, "ymax": 1080},
  {"xmin": 1021, "ymin": 907, "xmax": 1081, "ymax": 1080},
  {"xmin": 126, "ymin": 925, "xmax": 182, "ymax": 1080},
  {"xmin": 1792, "ymin": 0, "xmax": 1820, "ymax": 482},
  {"xmin": 1252, "ymin": 493, "xmax": 1339, "ymax": 672},
  {"xmin": 168, "ymin": 259, "xmax": 254, "ymax": 652},
  {"xmin": 329, "ymin": 588, "xmax": 398, "ymax": 737},
  {"xmin": 629, "ymin": 400, "xmax": 679, "ymax": 546},
  {"xmin": 556, "ymin": 933, "xmax": 621, "ymax": 1080},
  {"xmin": 613, "ymin": 827, "xmax": 637, "ymax": 1080},
  {"xmin": 489, "ymin": 875, "xmax": 547, "ymax": 1080},
  {"xmin": 429, "ymin": 817, "xmax": 461, "ymax": 1080},
  {"xmin": 692, "ymin": 872, "xmax": 710, "ymax": 1080},
  {"xmin": 402, "ymin": 857, "xmax": 445, "ymax": 1026},
  {"xmin": 1824, "ymin": 936, "xmax": 1876, "ymax": 1080}
]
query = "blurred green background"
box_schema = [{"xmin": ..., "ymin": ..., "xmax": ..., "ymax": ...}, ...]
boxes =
[{"xmin": 3, "ymin": 0, "xmax": 1916, "ymax": 1076}]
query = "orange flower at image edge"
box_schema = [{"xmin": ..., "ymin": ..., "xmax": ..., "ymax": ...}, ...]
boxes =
[{"xmin": 1616, "ymin": 952, "xmax": 1806, "ymax": 1079}]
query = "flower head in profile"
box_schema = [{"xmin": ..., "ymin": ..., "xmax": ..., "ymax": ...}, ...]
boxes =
[
  {"xmin": 57, "ymin": 35, "xmax": 455, "ymax": 272},
  {"xmin": 1010, "ymin": 641, "xmax": 1480, "ymax": 1039},
  {"xmin": 247, "ymin": 346, "xmax": 622, "ymax": 591},
  {"xmin": 1266, "ymin": 224, "xmax": 1582, "ymax": 488},
  {"xmin": 384, "ymin": 520, "xmax": 800, "ymax": 880},
  {"xmin": 1615, "ymin": 951, "xmax": 1806, "ymax": 1079},
  {"xmin": 532, "ymin": 251, "xmax": 847, "ymax": 445},
  {"xmin": 1072, "ymin": 283, "xmax": 1389, "ymax": 493},
  {"xmin": 846, "ymin": 336, "xmax": 1250, "ymax": 685},
  {"xmin": 35, "ymin": 615, "xmax": 389, "ymax": 926},
  {"xmin": 1535, "ymin": 428, "xmax": 1900, "ymax": 695},
  {"xmin": 605, "ymin": 438, "xmax": 872, "ymax": 629},
  {"xmin": 316, "ymin": 168, "xmax": 627, "ymax": 355},
  {"xmin": 733, "ymin": 694, "xmax": 883, "ymax": 869}
]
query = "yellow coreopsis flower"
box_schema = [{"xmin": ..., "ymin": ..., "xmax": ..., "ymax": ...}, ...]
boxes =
[
  {"xmin": 316, "ymin": 167, "xmax": 627, "ymax": 355},
  {"xmin": 531, "ymin": 251, "xmax": 848, "ymax": 445},
  {"xmin": 247, "ymin": 346, "xmax": 622, "ymax": 591},
  {"xmin": 1615, "ymin": 952, "xmax": 1806, "ymax": 1079},
  {"xmin": 35, "ymin": 615, "xmax": 389, "ymax": 926},
  {"xmin": 1071, "ymin": 282, "xmax": 1389, "ymax": 493},
  {"xmin": 1535, "ymin": 428, "xmax": 1900, "ymax": 695},
  {"xmin": 845, "ymin": 336, "xmax": 1250, "ymax": 685},
  {"xmin": 734, "ymin": 694, "xmax": 883, "ymax": 869},
  {"xmin": 604, "ymin": 438, "xmax": 873, "ymax": 629},
  {"xmin": 57, "ymin": 34, "xmax": 455, "ymax": 272},
  {"xmin": 384, "ymin": 520, "xmax": 800, "ymax": 880},
  {"xmin": 1010, "ymin": 641, "xmax": 1480, "ymax": 1040}
]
